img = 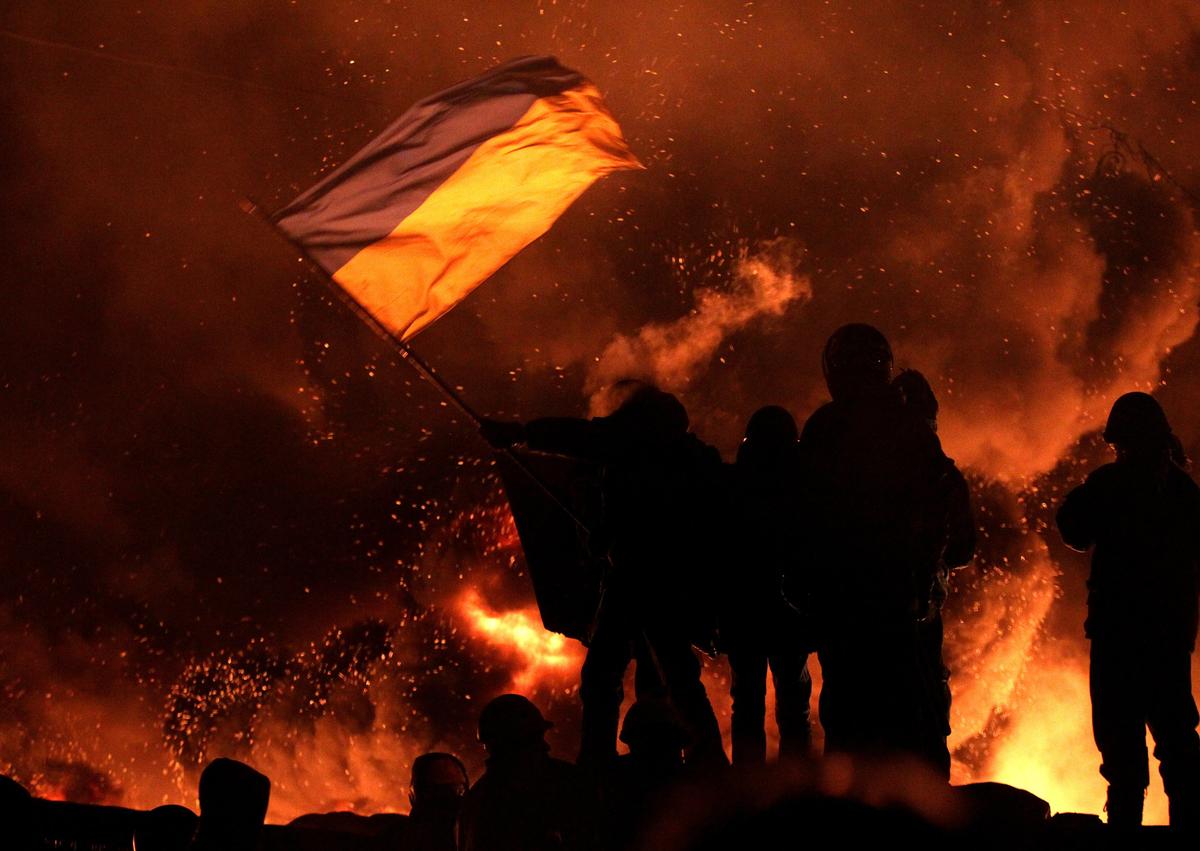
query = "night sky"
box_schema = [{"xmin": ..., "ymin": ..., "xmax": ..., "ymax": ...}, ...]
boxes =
[{"xmin": 3, "ymin": 0, "xmax": 1200, "ymax": 822}]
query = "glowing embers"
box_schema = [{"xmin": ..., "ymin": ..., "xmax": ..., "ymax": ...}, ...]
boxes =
[{"xmin": 457, "ymin": 588, "xmax": 583, "ymax": 693}]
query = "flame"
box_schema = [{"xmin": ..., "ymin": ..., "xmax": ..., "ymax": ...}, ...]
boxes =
[
  {"xmin": 969, "ymin": 640, "xmax": 1171, "ymax": 824},
  {"xmin": 457, "ymin": 588, "xmax": 584, "ymax": 693}
]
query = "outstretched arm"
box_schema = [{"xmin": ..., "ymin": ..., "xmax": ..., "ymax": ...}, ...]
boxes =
[{"xmin": 481, "ymin": 415, "xmax": 610, "ymax": 461}]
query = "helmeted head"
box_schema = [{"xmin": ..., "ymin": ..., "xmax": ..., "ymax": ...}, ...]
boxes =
[
  {"xmin": 822, "ymin": 324, "xmax": 893, "ymax": 400},
  {"xmin": 409, "ymin": 752, "xmax": 468, "ymax": 815},
  {"xmin": 134, "ymin": 804, "xmax": 199, "ymax": 851},
  {"xmin": 1103, "ymin": 392, "xmax": 1170, "ymax": 448},
  {"xmin": 1102, "ymin": 392, "xmax": 1187, "ymax": 469},
  {"xmin": 607, "ymin": 382, "xmax": 689, "ymax": 441},
  {"xmin": 478, "ymin": 694, "xmax": 553, "ymax": 755},
  {"xmin": 619, "ymin": 697, "xmax": 690, "ymax": 756},
  {"xmin": 194, "ymin": 758, "xmax": 270, "ymax": 851},
  {"xmin": 737, "ymin": 405, "xmax": 798, "ymax": 466},
  {"xmin": 892, "ymin": 369, "xmax": 939, "ymax": 430}
]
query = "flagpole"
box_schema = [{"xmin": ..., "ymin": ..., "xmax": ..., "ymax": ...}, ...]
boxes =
[{"xmin": 240, "ymin": 197, "xmax": 591, "ymax": 534}]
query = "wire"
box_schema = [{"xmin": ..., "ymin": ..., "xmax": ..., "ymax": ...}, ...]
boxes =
[{"xmin": 0, "ymin": 26, "xmax": 392, "ymax": 108}]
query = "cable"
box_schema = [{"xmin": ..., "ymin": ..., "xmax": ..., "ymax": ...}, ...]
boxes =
[{"xmin": 0, "ymin": 27, "xmax": 391, "ymax": 108}]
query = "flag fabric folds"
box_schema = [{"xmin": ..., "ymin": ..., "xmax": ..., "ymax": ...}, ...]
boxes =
[{"xmin": 273, "ymin": 55, "xmax": 642, "ymax": 341}]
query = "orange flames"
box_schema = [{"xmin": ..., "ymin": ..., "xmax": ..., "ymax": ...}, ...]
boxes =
[
  {"xmin": 457, "ymin": 588, "xmax": 584, "ymax": 693},
  {"xmin": 960, "ymin": 641, "xmax": 1171, "ymax": 824},
  {"xmin": 454, "ymin": 527, "xmax": 1172, "ymax": 823}
]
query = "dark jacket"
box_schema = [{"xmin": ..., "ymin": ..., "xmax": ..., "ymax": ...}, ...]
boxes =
[
  {"xmin": 721, "ymin": 443, "xmax": 808, "ymax": 649},
  {"xmin": 794, "ymin": 386, "xmax": 958, "ymax": 626},
  {"xmin": 1057, "ymin": 460, "xmax": 1200, "ymax": 649},
  {"xmin": 457, "ymin": 752, "xmax": 596, "ymax": 851},
  {"xmin": 523, "ymin": 415, "xmax": 725, "ymax": 628}
]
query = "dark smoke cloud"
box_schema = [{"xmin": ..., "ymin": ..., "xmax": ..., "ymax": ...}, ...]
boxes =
[{"xmin": 2, "ymin": 0, "xmax": 1200, "ymax": 821}]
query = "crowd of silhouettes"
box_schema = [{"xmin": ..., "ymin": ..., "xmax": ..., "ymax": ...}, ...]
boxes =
[
  {"xmin": 480, "ymin": 322, "xmax": 1198, "ymax": 834},
  {"xmin": 3, "ymin": 324, "xmax": 1198, "ymax": 847}
]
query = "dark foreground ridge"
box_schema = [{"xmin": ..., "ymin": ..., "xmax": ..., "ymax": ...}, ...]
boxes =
[{"xmin": 0, "ymin": 756, "xmax": 1194, "ymax": 851}]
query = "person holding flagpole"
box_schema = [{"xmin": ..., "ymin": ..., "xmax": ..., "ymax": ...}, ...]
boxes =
[{"xmin": 481, "ymin": 382, "xmax": 729, "ymax": 770}]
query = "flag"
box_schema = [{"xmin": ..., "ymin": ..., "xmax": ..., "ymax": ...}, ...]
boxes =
[
  {"xmin": 494, "ymin": 449, "xmax": 605, "ymax": 642},
  {"xmin": 273, "ymin": 55, "xmax": 642, "ymax": 341}
]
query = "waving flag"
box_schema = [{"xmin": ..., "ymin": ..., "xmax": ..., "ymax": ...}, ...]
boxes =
[{"xmin": 273, "ymin": 56, "xmax": 642, "ymax": 341}]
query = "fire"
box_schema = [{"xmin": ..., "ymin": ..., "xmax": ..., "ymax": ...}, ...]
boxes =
[
  {"xmin": 457, "ymin": 588, "xmax": 584, "ymax": 693},
  {"xmin": 969, "ymin": 641, "xmax": 1171, "ymax": 824}
]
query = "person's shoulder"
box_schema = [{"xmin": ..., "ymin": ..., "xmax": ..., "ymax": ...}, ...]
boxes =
[
  {"xmin": 1168, "ymin": 463, "xmax": 1200, "ymax": 495},
  {"xmin": 547, "ymin": 755, "xmax": 583, "ymax": 776},
  {"xmin": 798, "ymin": 401, "xmax": 838, "ymax": 440},
  {"xmin": 680, "ymin": 433, "xmax": 723, "ymax": 464},
  {"xmin": 1085, "ymin": 462, "xmax": 1122, "ymax": 486},
  {"xmin": 804, "ymin": 400, "xmax": 837, "ymax": 423}
]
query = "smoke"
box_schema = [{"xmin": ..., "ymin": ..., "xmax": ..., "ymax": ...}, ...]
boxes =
[
  {"xmin": 586, "ymin": 238, "xmax": 811, "ymax": 412},
  {"xmin": 3, "ymin": 0, "xmax": 1200, "ymax": 825}
]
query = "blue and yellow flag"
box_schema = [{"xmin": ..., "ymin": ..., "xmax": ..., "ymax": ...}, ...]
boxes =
[{"xmin": 273, "ymin": 56, "xmax": 642, "ymax": 340}]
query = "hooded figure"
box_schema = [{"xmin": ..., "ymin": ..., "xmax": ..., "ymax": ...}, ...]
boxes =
[{"xmin": 1057, "ymin": 392, "xmax": 1200, "ymax": 829}]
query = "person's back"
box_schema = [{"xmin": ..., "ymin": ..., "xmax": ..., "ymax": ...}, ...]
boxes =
[
  {"xmin": 518, "ymin": 386, "xmax": 724, "ymax": 617},
  {"xmin": 458, "ymin": 694, "xmax": 597, "ymax": 851},
  {"xmin": 482, "ymin": 385, "xmax": 727, "ymax": 767},
  {"xmin": 600, "ymin": 698, "xmax": 692, "ymax": 850},
  {"xmin": 800, "ymin": 387, "xmax": 947, "ymax": 617},
  {"xmin": 1056, "ymin": 392, "xmax": 1200, "ymax": 829},
  {"xmin": 795, "ymin": 325, "xmax": 954, "ymax": 772},
  {"xmin": 723, "ymin": 406, "xmax": 813, "ymax": 765},
  {"xmin": 1059, "ymin": 460, "xmax": 1200, "ymax": 647},
  {"xmin": 460, "ymin": 752, "xmax": 593, "ymax": 851}
]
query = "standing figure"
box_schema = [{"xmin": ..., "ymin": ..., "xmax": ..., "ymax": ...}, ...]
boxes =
[
  {"xmin": 794, "ymin": 324, "xmax": 965, "ymax": 776},
  {"xmin": 482, "ymin": 383, "xmax": 727, "ymax": 768},
  {"xmin": 891, "ymin": 369, "xmax": 975, "ymax": 778},
  {"xmin": 723, "ymin": 406, "xmax": 813, "ymax": 765},
  {"xmin": 1056, "ymin": 392, "xmax": 1200, "ymax": 829}
]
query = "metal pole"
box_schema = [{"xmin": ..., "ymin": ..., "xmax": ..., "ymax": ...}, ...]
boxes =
[{"xmin": 240, "ymin": 197, "xmax": 591, "ymax": 533}]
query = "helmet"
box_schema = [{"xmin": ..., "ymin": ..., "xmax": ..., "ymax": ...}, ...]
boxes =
[
  {"xmin": 892, "ymin": 369, "xmax": 939, "ymax": 425},
  {"xmin": 609, "ymin": 384, "xmax": 689, "ymax": 439},
  {"xmin": 742, "ymin": 405, "xmax": 798, "ymax": 446},
  {"xmin": 737, "ymin": 405, "xmax": 798, "ymax": 467},
  {"xmin": 619, "ymin": 698, "xmax": 690, "ymax": 752},
  {"xmin": 1103, "ymin": 392, "xmax": 1171, "ymax": 449},
  {"xmin": 821, "ymin": 324, "xmax": 893, "ymax": 398},
  {"xmin": 411, "ymin": 752, "xmax": 468, "ymax": 791},
  {"xmin": 477, "ymin": 694, "xmax": 553, "ymax": 748}
]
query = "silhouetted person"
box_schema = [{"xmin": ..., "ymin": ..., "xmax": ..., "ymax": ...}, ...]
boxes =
[
  {"xmin": 723, "ymin": 406, "xmax": 813, "ymax": 764},
  {"xmin": 482, "ymin": 383, "xmax": 726, "ymax": 768},
  {"xmin": 794, "ymin": 325, "xmax": 965, "ymax": 776},
  {"xmin": 296, "ymin": 753, "xmax": 468, "ymax": 849},
  {"xmin": 190, "ymin": 758, "xmax": 270, "ymax": 851},
  {"xmin": 891, "ymin": 369, "xmax": 975, "ymax": 778},
  {"xmin": 1057, "ymin": 392, "xmax": 1200, "ymax": 829},
  {"xmin": 383, "ymin": 752, "xmax": 468, "ymax": 851},
  {"xmin": 0, "ymin": 775, "xmax": 33, "ymax": 851},
  {"xmin": 457, "ymin": 694, "xmax": 597, "ymax": 851},
  {"xmin": 135, "ymin": 805, "xmax": 199, "ymax": 851},
  {"xmin": 601, "ymin": 698, "xmax": 691, "ymax": 849}
]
